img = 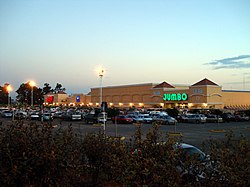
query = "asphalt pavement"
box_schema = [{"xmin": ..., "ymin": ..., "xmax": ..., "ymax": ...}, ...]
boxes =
[{"xmin": 1, "ymin": 118, "xmax": 249, "ymax": 148}]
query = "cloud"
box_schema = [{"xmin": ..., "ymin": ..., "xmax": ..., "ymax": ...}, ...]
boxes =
[{"xmin": 205, "ymin": 55, "xmax": 250, "ymax": 70}]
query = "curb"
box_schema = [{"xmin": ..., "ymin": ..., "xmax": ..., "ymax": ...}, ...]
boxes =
[
  {"xmin": 209, "ymin": 129, "xmax": 226, "ymax": 133},
  {"xmin": 168, "ymin": 132, "xmax": 183, "ymax": 136},
  {"xmin": 133, "ymin": 123, "xmax": 142, "ymax": 126},
  {"xmin": 93, "ymin": 123, "xmax": 103, "ymax": 127}
]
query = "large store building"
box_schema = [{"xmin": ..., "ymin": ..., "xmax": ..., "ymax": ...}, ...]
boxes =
[
  {"xmin": 90, "ymin": 78, "xmax": 250, "ymax": 110},
  {"xmin": 43, "ymin": 78, "xmax": 250, "ymax": 110}
]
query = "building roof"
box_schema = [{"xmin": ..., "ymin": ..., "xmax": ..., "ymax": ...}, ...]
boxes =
[
  {"xmin": 192, "ymin": 78, "xmax": 218, "ymax": 86},
  {"xmin": 153, "ymin": 81, "xmax": 175, "ymax": 88},
  {"xmin": 58, "ymin": 91, "xmax": 67, "ymax": 94}
]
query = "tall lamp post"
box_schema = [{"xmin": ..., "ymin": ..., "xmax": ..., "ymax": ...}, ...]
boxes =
[
  {"xmin": 98, "ymin": 67, "xmax": 105, "ymax": 132},
  {"xmin": 98, "ymin": 69, "xmax": 104, "ymax": 105},
  {"xmin": 6, "ymin": 84, "xmax": 12, "ymax": 108},
  {"xmin": 29, "ymin": 81, "xmax": 36, "ymax": 107}
]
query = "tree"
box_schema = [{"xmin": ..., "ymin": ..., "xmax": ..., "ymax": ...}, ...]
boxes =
[
  {"xmin": 54, "ymin": 83, "xmax": 66, "ymax": 93},
  {"xmin": 42, "ymin": 83, "xmax": 53, "ymax": 95},
  {"xmin": 0, "ymin": 85, "xmax": 8, "ymax": 105},
  {"xmin": 0, "ymin": 83, "xmax": 11, "ymax": 105},
  {"xmin": 16, "ymin": 82, "xmax": 43, "ymax": 105}
]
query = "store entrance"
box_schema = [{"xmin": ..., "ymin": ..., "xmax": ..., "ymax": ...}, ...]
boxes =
[{"xmin": 165, "ymin": 102, "xmax": 188, "ymax": 109}]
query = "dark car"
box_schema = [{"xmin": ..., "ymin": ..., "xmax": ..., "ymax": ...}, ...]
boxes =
[
  {"xmin": 235, "ymin": 115, "xmax": 249, "ymax": 122},
  {"xmin": 62, "ymin": 112, "xmax": 82, "ymax": 121},
  {"xmin": 176, "ymin": 143, "xmax": 208, "ymax": 182},
  {"xmin": 221, "ymin": 113, "xmax": 236, "ymax": 122},
  {"xmin": 176, "ymin": 114, "xmax": 189, "ymax": 123},
  {"xmin": 84, "ymin": 114, "xmax": 99, "ymax": 124},
  {"xmin": 205, "ymin": 114, "xmax": 223, "ymax": 123},
  {"xmin": 111, "ymin": 115, "xmax": 133, "ymax": 124}
]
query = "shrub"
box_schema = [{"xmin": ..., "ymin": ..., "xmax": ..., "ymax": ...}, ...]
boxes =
[
  {"xmin": 0, "ymin": 122, "xmax": 85, "ymax": 186},
  {"xmin": 0, "ymin": 121, "xmax": 249, "ymax": 186}
]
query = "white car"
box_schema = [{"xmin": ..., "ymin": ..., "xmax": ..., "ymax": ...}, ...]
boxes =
[
  {"xmin": 1, "ymin": 110, "xmax": 13, "ymax": 118},
  {"xmin": 138, "ymin": 114, "xmax": 153, "ymax": 123},
  {"xmin": 30, "ymin": 112, "xmax": 40, "ymax": 120},
  {"xmin": 71, "ymin": 112, "xmax": 82, "ymax": 120},
  {"xmin": 186, "ymin": 114, "xmax": 207, "ymax": 124},
  {"xmin": 153, "ymin": 115, "xmax": 177, "ymax": 125}
]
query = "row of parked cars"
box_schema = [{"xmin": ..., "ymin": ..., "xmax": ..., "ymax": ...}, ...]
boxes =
[
  {"xmin": 0, "ymin": 108, "xmax": 54, "ymax": 121},
  {"xmin": 111, "ymin": 111, "xmax": 249, "ymax": 125},
  {"xmin": 111, "ymin": 112, "xmax": 177, "ymax": 125},
  {"xmin": 1, "ymin": 107, "xmax": 249, "ymax": 125},
  {"xmin": 176, "ymin": 113, "xmax": 249, "ymax": 124}
]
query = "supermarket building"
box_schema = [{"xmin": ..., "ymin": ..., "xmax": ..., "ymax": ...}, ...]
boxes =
[
  {"xmin": 90, "ymin": 78, "xmax": 250, "ymax": 110},
  {"xmin": 44, "ymin": 78, "xmax": 250, "ymax": 110}
]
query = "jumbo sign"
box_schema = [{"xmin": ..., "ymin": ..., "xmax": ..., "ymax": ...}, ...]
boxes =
[{"xmin": 163, "ymin": 93, "xmax": 188, "ymax": 101}]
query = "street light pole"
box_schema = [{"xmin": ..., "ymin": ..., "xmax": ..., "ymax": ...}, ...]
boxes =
[
  {"xmin": 29, "ymin": 81, "xmax": 36, "ymax": 107},
  {"xmin": 31, "ymin": 86, "xmax": 34, "ymax": 107},
  {"xmin": 6, "ymin": 85, "xmax": 12, "ymax": 108},
  {"xmin": 99, "ymin": 71, "xmax": 103, "ymax": 107},
  {"xmin": 98, "ymin": 68, "xmax": 105, "ymax": 133}
]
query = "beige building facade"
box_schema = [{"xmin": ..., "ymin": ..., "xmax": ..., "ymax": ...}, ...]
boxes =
[
  {"xmin": 43, "ymin": 78, "xmax": 250, "ymax": 109},
  {"xmin": 90, "ymin": 78, "xmax": 250, "ymax": 110},
  {"xmin": 44, "ymin": 91, "xmax": 91, "ymax": 106}
]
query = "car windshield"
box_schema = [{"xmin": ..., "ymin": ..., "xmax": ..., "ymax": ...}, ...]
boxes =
[{"xmin": 183, "ymin": 147, "xmax": 206, "ymax": 161}]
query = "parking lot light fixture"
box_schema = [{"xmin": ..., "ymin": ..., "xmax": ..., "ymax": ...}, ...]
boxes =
[
  {"xmin": 29, "ymin": 81, "xmax": 36, "ymax": 107},
  {"xmin": 97, "ymin": 66, "xmax": 106, "ymax": 132},
  {"xmin": 6, "ymin": 84, "xmax": 12, "ymax": 107}
]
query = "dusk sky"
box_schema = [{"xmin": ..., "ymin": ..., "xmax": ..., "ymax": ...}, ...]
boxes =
[{"xmin": 1, "ymin": 0, "xmax": 250, "ymax": 96}]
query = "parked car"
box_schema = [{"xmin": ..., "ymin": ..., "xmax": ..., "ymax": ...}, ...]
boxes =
[
  {"xmin": 84, "ymin": 114, "xmax": 100, "ymax": 124},
  {"xmin": 235, "ymin": 115, "xmax": 249, "ymax": 122},
  {"xmin": 41, "ymin": 113, "xmax": 53, "ymax": 121},
  {"xmin": 30, "ymin": 112, "xmax": 40, "ymax": 120},
  {"xmin": 127, "ymin": 114, "xmax": 144, "ymax": 123},
  {"xmin": 176, "ymin": 114, "xmax": 189, "ymax": 123},
  {"xmin": 138, "ymin": 114, "xmax": 153, "ymax": 124},
  {"xmin": 205, "ymin": 114, "xmax": 223, "ymax": 123},
  {"xmin": 53, "ymin": 111, "xmax": 63, "ymax": 119},
  {"xmin": 1, "ymin": 110, "xmax": 13, "ymax": 118},
  {"xmin": 70, "ymin": 112, "xmax": 82, "ymax": 120},
  {"xmin": 111, "ymin": 115, "xmax": 133, "ymax": 124},
  {"xmin": 176, "ymin": 143, "xmax": 208, "ymax": 182},
  {"xmin": 0, "ymin": 108, "xmax": 9, "ymax": 115},
  {"xmin": 153, "ymin": 115, "xmax": 177, "ymax": 125},
  {"xmin": 186, "ymin": 114, "xmax": 207, "ymax": 124},
  {"xmin": 14, "ymin": 111, "xmax": 28, "ymax": 120},
  {"xmin": 221, "ymin": 113, "xmax": 236, "ymax": 122}
]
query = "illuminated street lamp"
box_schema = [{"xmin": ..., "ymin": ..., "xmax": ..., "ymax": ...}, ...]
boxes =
[
  {"xmin": 29, "ymin": 81, "xmax": 36, "ymax": 107},
  {"xmin": 98, "ymin": 68, "xmax": 104, "ymax": 105},
  {"xmin": 6, "ymin": 84, "xmax": 12, "ymax": 107},
  {"xmin": 97, "ymin": 67, "xmax": 106, "ymax": 132}
]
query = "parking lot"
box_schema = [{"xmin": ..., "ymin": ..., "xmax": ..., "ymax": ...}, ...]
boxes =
[{"xmin": 1, "ymin": 117, "xmax": 249, "ymax": 147}]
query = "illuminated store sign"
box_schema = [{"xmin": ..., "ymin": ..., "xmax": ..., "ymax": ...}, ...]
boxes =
[
  {"xmin": 163, "ymin": 93, "xmax": 188, "ymax": 101},
  {"xmin": 76, "ymin": 95, "xmax": 80, "ymax": 102}
]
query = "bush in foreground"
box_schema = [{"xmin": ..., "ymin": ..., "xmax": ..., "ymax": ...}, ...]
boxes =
[{"xmin": 0, "ymin": 121, "xmax": 249, "ymax": 186}]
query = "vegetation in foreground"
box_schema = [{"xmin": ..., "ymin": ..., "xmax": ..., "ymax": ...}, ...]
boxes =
[{"xmin": 0, "ymin": 121, "xmax": 249, "ymax": 186}]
